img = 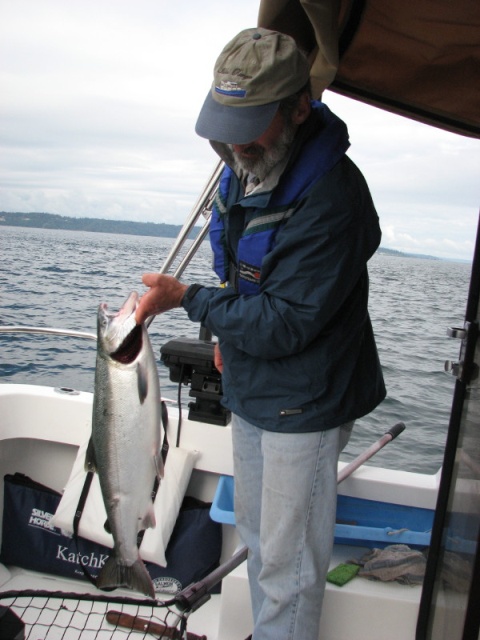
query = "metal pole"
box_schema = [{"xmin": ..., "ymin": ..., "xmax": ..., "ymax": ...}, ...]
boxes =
[
  {"xmin": 0, "ymin": 325, "xmax": 97, "ymax": 341},
  {"xmin": 160, "ymin": 161, "xmax": 223, "ymax": 276}
]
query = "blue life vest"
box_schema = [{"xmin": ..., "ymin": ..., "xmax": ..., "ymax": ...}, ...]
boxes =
[{"xmin": 209, "ymin": 102, "xmax": 350, "ymax": 295}]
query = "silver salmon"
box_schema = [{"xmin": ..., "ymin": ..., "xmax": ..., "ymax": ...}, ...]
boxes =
[{"xmin": 86, "ymin": 291, "xmax": 163, "ymax": 599}]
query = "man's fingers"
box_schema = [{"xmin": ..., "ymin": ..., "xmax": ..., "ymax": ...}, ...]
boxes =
[
  {"xmin": 141, "ymin": 272, "xmax": 160, "ymax": 287},
  {"xmin": 136, "ymin": 274, "xmax": 188, "ymax": 324}
]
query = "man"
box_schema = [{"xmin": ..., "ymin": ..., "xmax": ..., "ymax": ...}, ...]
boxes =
[{"xmin": 136, "ymin": 28, "xmax": 385, "ymax": 640}]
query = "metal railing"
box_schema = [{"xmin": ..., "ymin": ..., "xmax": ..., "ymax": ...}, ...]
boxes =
[
  {"xmin": 159, "ymin": 160, "xmax": 223, "ymax": 279},
  {"xmin": 0, "ymin": 325, "xmax": 96, "ymax": 341},
  {"xmin": 1, "ymin": 161, "xmax": 224, "ymax": 340}
]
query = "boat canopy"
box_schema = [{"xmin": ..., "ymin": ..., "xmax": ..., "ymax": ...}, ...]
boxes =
[{"xmin": 258, "ymin": 0, "xmax": 479, "ymax": 138}]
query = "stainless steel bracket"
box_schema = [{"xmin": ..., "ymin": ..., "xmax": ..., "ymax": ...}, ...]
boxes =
[{"xmin": 445, "ymin": 321, "xmax": 479, "ymax": 383}]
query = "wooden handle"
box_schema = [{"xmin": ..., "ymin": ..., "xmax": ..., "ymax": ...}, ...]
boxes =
[
  {"xmin": 106, "ymin": 611, "xmax": 170, "ymax": 637},
  {"xmin": 106, "ymin": 610, "xmax": 207, "ymax": 640}
]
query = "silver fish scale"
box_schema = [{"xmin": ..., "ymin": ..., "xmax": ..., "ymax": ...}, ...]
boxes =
[{"xmin": 90, "ymin": 301, "xmax": 162, "ymax": 597}]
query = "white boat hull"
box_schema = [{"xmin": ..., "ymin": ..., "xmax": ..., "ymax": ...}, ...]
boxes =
[{"xmin": 0, "ymin": 383, "xmax": 442, "ymax": 639}]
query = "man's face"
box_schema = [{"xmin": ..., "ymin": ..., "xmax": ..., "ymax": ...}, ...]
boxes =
[{"xmin": 230, "ymin": 109, "xmax": 297, "ymax": 180}]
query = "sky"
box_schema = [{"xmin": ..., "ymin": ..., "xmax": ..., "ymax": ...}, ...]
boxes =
[{"xmin": 1, "ymin": 0, "xmax": 479, "ymax": 261}]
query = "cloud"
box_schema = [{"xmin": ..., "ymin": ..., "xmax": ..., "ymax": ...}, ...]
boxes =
[
  {"xmin": 0, "ymin": 1, "xmax": 478, "ymax": 260},
  {"xmin": 1, "ymin": 0, "xmax": 240, "ymax": 221},
  {"xmin": 324, "ymin": 93, "xmax": 479, "ymax": 260}
]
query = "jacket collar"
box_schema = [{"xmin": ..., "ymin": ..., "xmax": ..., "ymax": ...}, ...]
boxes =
[{"xmin": 210, "ymin": 101, "xmax": 350, "ymax": 205}]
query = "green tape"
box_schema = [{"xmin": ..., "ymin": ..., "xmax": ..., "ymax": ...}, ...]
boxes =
[{"xmin": 326, "ymin": 563, "xmax": 360, "ymax": 586}]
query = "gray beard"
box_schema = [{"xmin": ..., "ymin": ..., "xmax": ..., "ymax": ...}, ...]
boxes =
[{"xmin": 230, "ymin": 120, "xmax": 297, "ymax": 182}]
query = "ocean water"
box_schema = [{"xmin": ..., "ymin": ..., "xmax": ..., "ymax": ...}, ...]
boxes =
[{"xmin": 0, "ymin": 226, "xmax": 472, "ymax": 473}]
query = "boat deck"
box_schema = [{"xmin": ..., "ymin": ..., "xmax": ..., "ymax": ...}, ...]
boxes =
[{"xmin": 0, "ymin": 542, "xmax": 422, "ymax": 640}]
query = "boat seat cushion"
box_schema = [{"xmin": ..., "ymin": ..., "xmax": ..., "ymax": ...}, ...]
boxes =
[{"xmin": 51, "ymin": 438, "xmax": 196, "ymax": 567}]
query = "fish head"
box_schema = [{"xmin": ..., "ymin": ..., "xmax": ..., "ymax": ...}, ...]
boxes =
[{"xmin": 97, "ymin": 291, "xmax": 143, "ymax": 363}]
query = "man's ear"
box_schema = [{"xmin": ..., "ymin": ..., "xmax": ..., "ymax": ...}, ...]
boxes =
[{"xmin": 292, "ymin": 92, "xmax": 311, "ymax": 125}]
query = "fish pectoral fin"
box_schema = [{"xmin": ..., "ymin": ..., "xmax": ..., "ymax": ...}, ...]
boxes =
[
  {"xmin": 104, "ymin": 518, "xmax": 112, "ymax": 535},
  {"xmin": 154, "ymin": 452, "xmax": 165, "ymax": 479},
  {"xmin": 137, "ymin": 363, "xmax": 148, "ymax": 404},
  {"xmin": 84, "ymin": 438, "xmax": 97, "ymax": 473},
  {"xmin": 141, "ymin": 506, "xmax": 156, "ymax": 530}
]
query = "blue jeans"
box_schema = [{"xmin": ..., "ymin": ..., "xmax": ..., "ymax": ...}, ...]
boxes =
[{"xmin": 232, "ymin": 414, "xmax": 354, "ymax": 640}]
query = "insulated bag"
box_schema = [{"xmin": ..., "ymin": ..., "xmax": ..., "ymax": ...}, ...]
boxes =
[{"xmin": 0, "ymin": 473, "xmax": 222, "ymax": 594}]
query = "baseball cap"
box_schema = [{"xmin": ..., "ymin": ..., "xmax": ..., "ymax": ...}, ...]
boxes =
[{"xmin": 195, "ymin": 28, "xmax": 310, "ymax": 145}]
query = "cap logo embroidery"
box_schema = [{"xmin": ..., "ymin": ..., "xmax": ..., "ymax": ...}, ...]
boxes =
[{"xmin": 215, "ymin": 80, "xmax": 246, "ymax": 98}]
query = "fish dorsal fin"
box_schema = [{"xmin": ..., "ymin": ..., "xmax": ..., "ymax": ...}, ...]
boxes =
[{"xmin": 137, "ymin": 363, "xmax": 148, "ymax": 404}]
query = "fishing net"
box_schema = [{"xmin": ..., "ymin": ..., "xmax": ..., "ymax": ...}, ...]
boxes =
[
  {"xmin": 0, "ymin": 589, "xmax": 205, "ymax": 640},
  {"xmin": 0, "ymin": 547, "xmax": 246, "ymax": 639}
]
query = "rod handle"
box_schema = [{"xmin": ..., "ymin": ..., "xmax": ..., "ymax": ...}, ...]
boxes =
[
  {"xmin": 106, "ymin": 611, "xmax": 206, "ymax": 640},
  {"xmin": 386, "ymin": 421, "xmax": 406, "ymax": 440}
]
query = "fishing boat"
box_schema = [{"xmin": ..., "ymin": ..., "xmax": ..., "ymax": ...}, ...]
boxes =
[{"xmin": 0, "ymin": 1, "xmax": 478, "ymax": 639}]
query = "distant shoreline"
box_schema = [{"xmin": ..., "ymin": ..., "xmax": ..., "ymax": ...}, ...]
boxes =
[
  {"xmin": 0, "ymin": 210, "xmax": 446, "ymax": 261},
  {"xmin": 0, "ymin": 210, "xmax": 192, "ymax": 240}
]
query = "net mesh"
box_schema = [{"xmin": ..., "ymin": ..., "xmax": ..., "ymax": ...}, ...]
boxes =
[{"xmin": 0, "ymin": 589, "xmax": 190, "ymax": 640}]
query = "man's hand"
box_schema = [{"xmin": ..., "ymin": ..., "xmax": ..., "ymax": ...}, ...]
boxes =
[
  {"xmin": 135, "ymin": 273, "xmax": 188, "ymax": 325},
  {"xmin": 214, "ymin": 343, "xmax": 224, "ymax": 373}
]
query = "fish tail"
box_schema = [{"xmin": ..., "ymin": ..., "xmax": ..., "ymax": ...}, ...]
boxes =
[{"xmin": 97, "ymin": 556, "xmax": 155, "ymax": 599}]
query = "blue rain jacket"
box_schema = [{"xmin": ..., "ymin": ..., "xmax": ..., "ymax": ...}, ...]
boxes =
[
  {"xmin": 183, "ymin": 102, "xmax": 386, "ymax": 433},
  {"xmin": 210, "ymin": 102, "xmax": 351, "ymax": 294}
]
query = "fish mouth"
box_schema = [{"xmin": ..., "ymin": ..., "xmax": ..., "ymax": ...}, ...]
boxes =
[
  {"xmin": 99, "ymin": 292, "xmax": 139, "ymax": 322},
  {"xmin": 117, "ymin": 291, "xmax": 139, "ymax": 319},
  {"xmin": 110, "ymin": 292, "xmax": 142, "ymax": 364},
  {"xmin": 111, "ymin": 323, "xmax": 143, "ymax": 364},
  {"xmin": 99, "ymin": 292, "xmax": 143, "ymax": 363}
]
